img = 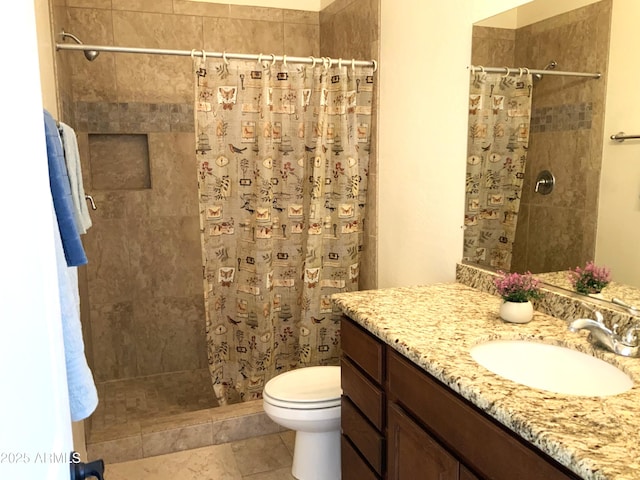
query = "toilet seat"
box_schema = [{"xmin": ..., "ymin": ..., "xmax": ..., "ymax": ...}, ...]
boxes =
[{"xmin": 263, "ymin": 366, "xmax": 341, "ymax": 410}]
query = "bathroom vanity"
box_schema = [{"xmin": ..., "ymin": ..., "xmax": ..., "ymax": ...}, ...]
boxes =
[{"xmin": 334, "ymin": 283, "xmax": 640, "ymax": 480}]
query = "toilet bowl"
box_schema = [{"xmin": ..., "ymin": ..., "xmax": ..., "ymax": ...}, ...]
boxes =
[{"xmin": 262, "ymin": 366, "xmax": 341, "ymax": 480}]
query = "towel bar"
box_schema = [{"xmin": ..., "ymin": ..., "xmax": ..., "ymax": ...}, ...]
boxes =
[
  {"xmin": 610, "ymin": 132, "xmax": 640, "ymax": 142},
  {"xmin": 85, "ymin": 195, "xmax": 97, "ymax": 210}
]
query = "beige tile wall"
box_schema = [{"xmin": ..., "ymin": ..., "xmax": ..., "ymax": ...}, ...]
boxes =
[
  {"xmin": 512, "ymin": 0, "xmax": 610, "ymax": 273},
  {"xmin": 320, "ymin": 0, "xmax": 379, "ymax": 290},
  {"xmin": 471, "ymin": 0, "xmax": 611, "ymax": 274},
  {"xmin": 52, "ymin": 0, "xmax": 379, "ymax": 380},
  {"xmin": 53, "ymin": 0, "xmax": 321, "ymax": 382}
]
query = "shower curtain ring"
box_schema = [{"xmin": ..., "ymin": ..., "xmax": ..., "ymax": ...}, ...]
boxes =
[
  {"xmin": 201, "ymin": 49, "xmax": 207, "ymax": 63},
  {"xmin": 502, "ymin": 66, "xmax": 510, "ymax": 78},
  {"xmin": 257, "ymin": 53, "xmax": 263, "ymax": 66},
  {"xmin": 283, "ymin": 55, "xmax": 287, "ymax": 67},
  {"xmin": 470, "ymin": 65, "xmax": 476, "ymax": 74},
  {"xmin": 222, "ymin": 51, "xmax": 229, "ymax": 65},
  {"xmin": 351, "ymin": 58, "xmax": 356, "ymax": 72},
  {"xmin": 309, "ymin": 56, "xmax": 317, "ymax": 68},
  {"xmin": 270, "ymin": 53, "xmax": 277, "ymax": 66},
  {"xmin": 338, "ymin": 58, "xmax": 343, "ymax": 69},
  {"xmin": 518, "ymin": 67, "xmax": 524, "ymax": 77},
  {"xmin": 325, "ymin": 57, "xmax": 333, "ymax": 70},
  {"xmin": 190, "ymin": 49, "xmax": 197, "ymax": 60},
  {"xmin": 479, "ymin": 65, "xmax": 485, "ymax": 73},
  {"xmin": 371, "ymin": 59, "xmax": 378, "ymax": 73},
  {"xmin": 524, "ymin": 67, "xmax": 530, "ymax": 76}
]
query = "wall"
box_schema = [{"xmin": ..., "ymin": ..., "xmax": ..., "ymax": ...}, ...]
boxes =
[
  {"xmin": 596, "ymin": 0, "xmax": 640, "ymax": 286},
  {"xmin": 36, "ymin": 0, "xmax": 89, "ymax": 460},
  {"xmin": 320, "ymin": 0, "xmax": 379, "ymax": 289},
  {"xmin": 54, "ymin": 0, "xmax": 320, "ymax": 382},
  {"xmin": 35, "ymin": 0, "xmax": 58, "ymax": 116},
  {"xmin": 377, "ymin": 1, "xmax": 474, "ymax": 287},
  {"xmin": 510, "ymin": 0, "xmax": 611, "ymax": 273},
  {"xmin": 0, "ymin": 3, "xmax": 74, "ymax": 478},
  {"xmin": 476, "ymin": 0, "xmax": 601, "ymax": 28}
]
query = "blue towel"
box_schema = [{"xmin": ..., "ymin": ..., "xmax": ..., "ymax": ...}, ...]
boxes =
[
  {"xmin": 51, "ymin": 204, "xmax": 98, "ymax": 421},
  {"xmin": 44, "ymin": 110, "xmax": 87, "ymax": 266}
]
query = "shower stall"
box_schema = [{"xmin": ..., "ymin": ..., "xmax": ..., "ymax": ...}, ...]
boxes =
[{"xmin": 50, "ymin": 0, "xmax": 379, "ymax": 463}]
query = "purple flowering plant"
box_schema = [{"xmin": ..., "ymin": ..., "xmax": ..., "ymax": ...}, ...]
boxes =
[
  {"xmin": 569, "ymin": 261, "xmax": 611, "ymax": 295},
  {"xmin": 493, "ymin": 271, "xmax": 542, "ymax": 303}
]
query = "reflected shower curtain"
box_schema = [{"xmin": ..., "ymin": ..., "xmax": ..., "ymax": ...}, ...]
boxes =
[
  {"xmin": 463, "ymin": 72, "xmax": 533, "ymax": 271},
  {"xmin": 194, "ymin": 57, "xmax": 374, "ymax": 404}
]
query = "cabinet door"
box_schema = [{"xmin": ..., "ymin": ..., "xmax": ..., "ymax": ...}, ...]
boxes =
[
  {"xmin": 387, "ymin": 403, "xmax": 459, "ymax": 480},
  {"xmin": 460, "ymin": 465, "xmax": 480, "ymax": 480}
]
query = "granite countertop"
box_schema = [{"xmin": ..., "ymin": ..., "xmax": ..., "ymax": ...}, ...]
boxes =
[{"xmin": 333, "ymin": 283, "xmax": 640, "ymax": 480}]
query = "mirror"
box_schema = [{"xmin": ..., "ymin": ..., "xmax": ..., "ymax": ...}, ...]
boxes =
[{"xmin": 463, "ymin": 0, "xmax": 640, "ymax": 310}]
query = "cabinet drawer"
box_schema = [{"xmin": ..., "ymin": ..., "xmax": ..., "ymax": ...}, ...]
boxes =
[
  {"xmin": 341, "ymin": 436, "xmax": 379, "ymax": 480},
  {"xmin": 341, "ymin": 357, "xmax": 384, "ymax": 430},
  {"xmin": 387, "ymin": 350, "xmax": 579, "ymax": 480},
  {"xmin": 342, "ymin": 396, "xmax": 384, "ymax": 475},
  {"xmin": 341, "ymin": 316, "xmax": 384, "ymax": 383}
]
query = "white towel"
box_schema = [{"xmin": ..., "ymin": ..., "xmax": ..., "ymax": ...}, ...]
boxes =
[
  {"xmin": 52, "ymin": 205, "xmax": 98, "ymax": 421},
  {"xmin": 59, "ymin": 122, "xmax": 92, "ymax": 234}
]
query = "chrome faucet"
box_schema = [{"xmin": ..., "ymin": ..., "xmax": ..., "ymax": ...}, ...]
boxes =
[{"xmin": 568, "ymin": 311, "xmax": 640, "ymax": 358}]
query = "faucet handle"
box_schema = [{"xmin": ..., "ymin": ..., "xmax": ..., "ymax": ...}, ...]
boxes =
[
  {"xmin": 580, "ymin": 302, "xmax": 604, "ymax": 324},
  {"xmin": 612, "ymin": 322, "xmax": 621, "ymax": 336},
  {"xmin": 621, "ymin": 325, "xmax": 640, "ymax": 347}
]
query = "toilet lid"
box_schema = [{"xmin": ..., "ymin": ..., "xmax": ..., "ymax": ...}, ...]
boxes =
[{"xmin": 263, "ymin": 366, "xmax": 341, "ymax": 404}]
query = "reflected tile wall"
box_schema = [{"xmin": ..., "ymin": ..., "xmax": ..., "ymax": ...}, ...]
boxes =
[
  {"xmin": 471, "ymin": 27, "xmax": 515, "ymax": 67},
  {"xmin": 511, "ymin": 0, "xmax": 610, "ymax": 274},
  {"xmin": 320, "ymin": 0, "xmax": 379, "ymax": 290},
  {"xmin": 470, "ymin": 1, "xmax": 610, "ymax": 275}
]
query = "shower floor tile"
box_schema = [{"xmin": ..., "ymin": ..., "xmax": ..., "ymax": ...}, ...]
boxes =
[{"xmin": 89, "ymin": 368, "xmax": 217, "ymax": 441}]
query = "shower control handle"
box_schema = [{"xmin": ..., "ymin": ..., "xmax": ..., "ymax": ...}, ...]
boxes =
[{"xmin": 534, "ymin": 170, "xmax": 555, "ymax": 195}]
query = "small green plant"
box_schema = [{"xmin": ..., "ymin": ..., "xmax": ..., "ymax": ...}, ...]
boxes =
[
  {"xmin": 569, "ymin": 261, "xmax": 611, "ymax": 295},
  {"xmin": 494, "ymin": 271, "xmax": 542, "ymax": 303}
]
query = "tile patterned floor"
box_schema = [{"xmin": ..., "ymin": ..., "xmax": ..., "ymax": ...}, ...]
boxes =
[
  {"xmin": 90, "ymin": 368, "xmax": 217, "ymax": 437},
  {"xmin": 105, "ymin": 431, "xmax": 296, "ymax": 480},
  {"xmin": 86, "ymin": 369, "xmax": 286, "ymax": 465}
]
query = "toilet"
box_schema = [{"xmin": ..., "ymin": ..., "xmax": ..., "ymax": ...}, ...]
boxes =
[{"xmin": 262, "ymin": 366, "xmax": 342, "ymax": 480}]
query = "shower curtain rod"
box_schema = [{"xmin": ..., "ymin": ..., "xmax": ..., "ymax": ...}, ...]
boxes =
[
  {"xmin": 469, "ymin": 65, "xmax": 600, "ymax": 79},
  {"xmin": 55, "ymin": 42, "xmax": 377, "ymax": 68}
]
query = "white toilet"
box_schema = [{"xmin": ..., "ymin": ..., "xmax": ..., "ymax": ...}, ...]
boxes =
[{"xmin": 262, "ymin": 366, "xmax": 342, "ymax": 480}]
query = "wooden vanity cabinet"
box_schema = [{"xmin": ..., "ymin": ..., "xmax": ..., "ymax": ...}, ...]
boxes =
[
  {"xmin": 341, "ymin": 315, "xmax": 582, "ymax": 480},
  {"xmin": 340, "ymin": 317, "xmax": 385, "ymax": 479}
]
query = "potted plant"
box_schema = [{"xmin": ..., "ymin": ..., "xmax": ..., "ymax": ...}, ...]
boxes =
[
  {"xmin": 569, "ymin": 261, "xmax": 611, "ymax": 297},
  {"xmin": 493, "ymin": 271, "xmax": 542, "ymax": 323}
]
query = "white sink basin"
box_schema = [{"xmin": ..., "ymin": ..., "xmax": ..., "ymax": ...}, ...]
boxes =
[{"xmin": 470, "ymin": 340, "xmax": 633, "ymax": 397}]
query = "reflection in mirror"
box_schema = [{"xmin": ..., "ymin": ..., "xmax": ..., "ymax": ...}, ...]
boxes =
[
  {"xmin": 537, "ymin": 271, "xmax": 640, "ymax": 316},
  {"xmin": 463, "ymin": 0, "xmax": 609, "ymax": 275},
  {"xmin": 460, "ymin": 0, "xmax": 640, "ymax": 307}
]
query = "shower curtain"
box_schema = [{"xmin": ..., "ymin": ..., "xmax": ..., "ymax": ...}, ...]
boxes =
[
  {"xmin": 463, "ymin": 71, "xmax": 533, "ymax": 271},
  {"xmin": 194, "ymin": 57, "xmax": 374, "ymax": 404}
]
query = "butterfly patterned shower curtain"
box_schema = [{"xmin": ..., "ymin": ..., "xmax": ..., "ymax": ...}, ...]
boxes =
[
  {"xmin": 194, "ymin": 57, "xmax": 374, "ymax": 405},
  {"xmin": 463, "ymin": 71, "xmax": 533, "ymax": 271}
]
